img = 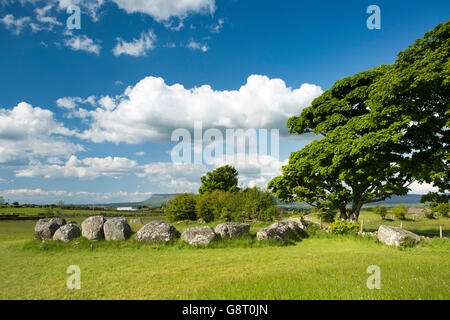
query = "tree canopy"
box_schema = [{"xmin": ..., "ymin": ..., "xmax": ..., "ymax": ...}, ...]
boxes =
[
  {"xmin": 198, "ymin": 165, "xmax": 239, "ymax": 194},
  {"xmin": 269, "ymin": 21, "xmax": 449, "ymax": 221},
  {"xmin": 370, "ymin": 21, "xmax": 449, "ymax": 204}
]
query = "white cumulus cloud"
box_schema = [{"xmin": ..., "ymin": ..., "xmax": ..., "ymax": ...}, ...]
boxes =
[
  {"xmin": 111, "ymin": 0, "xmax": 215, "ymax": 22},
  {"xmin": 0, "ymin": 188, "xmax": 152, "ymax": 204},
  {"xmin": 15, "ymin": 155, "xmax": 138, "ymax": 179},
  {"xmin": 77, "ymin": 75, "xmax": 323, "ymax": 144},
  {"xmin": 0, "ymin": 102, "xmax": 83, "ymax": 165}
]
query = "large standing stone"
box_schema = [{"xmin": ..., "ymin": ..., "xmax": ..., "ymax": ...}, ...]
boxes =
[
  {"xmin": 377, "ymin": 225, "xmax": 421, "ymax": 247},
  {"xmin": 103, "ymin": 217, "xmax": 132, "ymax": 241},
  {"xmin": 215, "ymin": 223, "xmax": 250, "ymax": 239},
  {"xmin": 135, "ymin": 221, "xmax": 180, "ymax": 243},
  {"xmin": 53, "ymin": 224, "xmax": 81, "ymax": 242},
  {"xmin": 256, "ymin": 218, "xmax": 307, "ymax": 241},
  {"xmin": 82, "ymin": 216, "xmax": 106, "ymax": 240},
  {"xmin": 34, "ymin": 218, "xmax": 66, "ymax": 240},
  {"xmin": 181, "ymin": 226, "xmax": 217, "ymax": 246}
]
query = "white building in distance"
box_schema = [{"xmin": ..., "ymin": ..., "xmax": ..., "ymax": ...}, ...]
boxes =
[{"xmin": 117, "ymin": 207, "xmax": 138, "ymax": 211}]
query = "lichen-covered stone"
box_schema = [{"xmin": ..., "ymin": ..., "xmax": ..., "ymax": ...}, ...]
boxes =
[
  {"xmin": 257, "ymin": 218, "xmax": 307, "ymax": 241},
  {"xmin": 34, "ymin": 218, "xmax": 66, "ymax": 240},
  {"xmin": 215, "ymin": 223, "xmax": 250, "ymax": 239},
  {"xmin": 377, "ymin": 225, "xmax": 420, "ymax": 247},
  {"xmin": 135, "ymin": 221, "xmax": 180, "ymax": 243},
  {"xmin": 81, "ymin": 216, "xmax": 105, "ymax": 241},
  {"xmin": 53, "ymin": 224, "xmax": 81, "ymax": 242},
  {"xmin": 181, "ymin": 226, "xmax": 217, "ymax": 246},
  {"xmin": 103, "ymin": 217, "xmax": 132, "ymax": 241}
]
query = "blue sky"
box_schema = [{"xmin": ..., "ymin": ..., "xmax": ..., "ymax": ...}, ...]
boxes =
[{"xmin": 0, "ymin": 0, "xmax": 448, "ymax": 204}]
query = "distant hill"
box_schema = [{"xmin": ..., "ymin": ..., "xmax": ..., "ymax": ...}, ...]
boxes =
[
  {"xmin": 93, "ymin": 193, "xmax": 431, "ymax": 209},
  {"xmin": 86, "ymin": 194, "xmax": 180, "ymax": 209},
  {"xmin": 141, "ymin": 194, "xmax": 180, "ymax": 208}
]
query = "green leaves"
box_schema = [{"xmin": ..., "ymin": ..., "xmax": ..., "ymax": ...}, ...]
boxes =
[{"xmin": 199, "ymin": 165, "xmax": 239, "ymax": 195}]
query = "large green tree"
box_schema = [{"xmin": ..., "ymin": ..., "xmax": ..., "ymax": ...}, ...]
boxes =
[
  {"xmin": 269, "ymin": 67, "xmax": 410, "ymax": 221},
  {"xmin": 198, "ymin": 165, "xmax": 239, "ymax": 194},
  {"xmin": 369, "ymin": 21, "xmax": 449, "ymax": 204},
  {"xmin": 269, "ymin": 21, "xmax": 449, "ymax": 221}
]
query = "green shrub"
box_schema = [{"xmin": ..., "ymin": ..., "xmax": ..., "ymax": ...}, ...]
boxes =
[
  {"xmin": 424, "ymin": 208, "xmax": 435, "ymax": 219},
  {"xmin": 374, "ymin": 205, "xmax": 387, "ymax": 219},
  {"xmin": 195, "ymin": 193, "xmax": 215, "ymax": 222},
  {"xmin": 318, "ymin": 209, "xmax": 337, "ymax": 223},
  {"xmin": 392, "ymin": 205, "xmax": 407, "ymax": 220},
  {"xmin": 330, "ymin": 220, "xmax": 359, "ymax": 234},
  {"xmin": 165, "ymin": 193, "xmax": 198, "ymax": 221},
  {"xmin": 436, "ymin": 203, "xmax": 449, "ymax": 218},
  {"xmin": 221, "ymin": 187, "xmax": 277, "ymax": 222},
  {"xmin": 257, "ymin": 206, "xmax": 278, "ymax": 222}
]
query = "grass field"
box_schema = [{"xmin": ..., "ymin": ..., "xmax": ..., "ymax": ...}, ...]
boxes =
[{"xmin": 0, "ymin": 212, "xmax": 449, "ymax": 300}]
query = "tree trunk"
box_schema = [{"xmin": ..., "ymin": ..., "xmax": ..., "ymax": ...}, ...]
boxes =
[
  {"xmin": 339, "ymin": 207, "xmax": 348, "ymax": 220},
  {"xmin": 348, "ymin": 200, "xmax": 364, "ymax": 222}
]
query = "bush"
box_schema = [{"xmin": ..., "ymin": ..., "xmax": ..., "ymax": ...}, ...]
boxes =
[
  {"xmin": 424, "ymin": 208, "xmax": 435, "ymax": 219},
  {"xmin": 392, "ymin": 205, "xmax": 407, "ymax": 220},
  {"xmin": 195, "ymin": 193, "xmax": 217, "ymax": 222},
  {"xmin": 436, "ymin": 203, "xmax": 449, "ymax": 218},
  {"xmin": 318, "ymin": 209, "xmax": 337, "ymax": 223},
  {"xmin": 374, "ymin": 205, "xmax": 387, "ymax": 219},
  {"xmin": 165, "ymin": 193, "xmax": 198, "ymax": 221},
  {"xmin": 221, "ymin": 187, "xmax": 278, "ymax": 222},
  {"xmin": 330, "ymin": 220, "xmax": 359, "ymax": 234}
]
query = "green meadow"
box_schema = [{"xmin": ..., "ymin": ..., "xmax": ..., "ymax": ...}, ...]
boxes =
[{"xmin": 0, "ymin": 211, "xmax": 449, "ymax": 300}]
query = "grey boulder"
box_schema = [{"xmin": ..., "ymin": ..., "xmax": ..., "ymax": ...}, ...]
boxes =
[
  {"xmin": 257, "ymin": 218, "xmax": 307, "ymax": 241},
  {"xmin": 215, "ymin": 223, "xmax": 250, "ymax": 239},
  {"xmin": 377, "ymin": 225, "xmax": 421, "ymax": 247},
  {"xmin": 135, "ymin": 221, "xmax": 180, "ymax": 243},
  {"xmin": 34, "ymin": 218, "xmax": 66, "ymax": 240},
  {"xmin": 53, "ymin": 224, "xmax": 81, "ymax": 242},
  {"xmin": 103, "ymin": 217, "xmax": 132, "ymax": 241},
  {"xmin": 181, "ymin": 226, "xmax": 217, "ymax": 246},
  {"xmin": 82, "ymin": 216, "xmax": 106, "ymax": 240}
]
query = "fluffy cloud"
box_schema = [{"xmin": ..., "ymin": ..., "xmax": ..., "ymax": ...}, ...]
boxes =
[
  {"xmin": 52, "ymin": 0, "xmax": 105, "ymax": 21},
  {"xmin": 187, "ymin": 39, "xmax": 208, "ymax": 52},
  {"xmin": 64, "ymin": 35, "xmax": 102, "ymax": 55},
  {"xmin": 0, "ymin": 102, "xmax": 83, "ymax": 165},
  {"xmin": 137, "ymin": 162, "xmax": 208, "ymax": 192},
  {"xmin": 15, "ymin": 155, "xmax": 138, "ymax": 179},
  {"xmin": 408, "ymin": 181, "xmax": 440, "ymax": 195},
  {"xmin": 0, "ymin": 14, "xmax": 31, "ymax": 34},
  {"xmin": 0, "ymin": 188, "xmax": 152, "ymax": 204},
  {"xmin": 77, "ymin": 75, "xmax": 323, "ymax": 144},
  {"xmin": 113, "ymin": 30, "xmax": 156, "ymax": 57},
  {"xmin": 35, "ymin": 4, "xmax": 61, "ymax": 26},
  {"xmin": 111, "ymin": 0, "xmax": 215, "ymax": 22},
  {"xmin": 56, "ymin": 96, "xmax": 96, "ymax": 109}
]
